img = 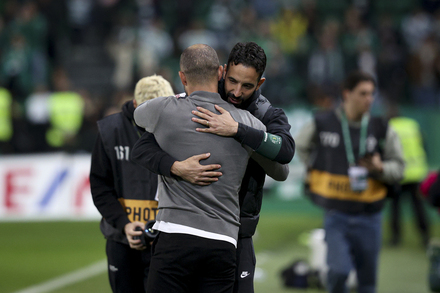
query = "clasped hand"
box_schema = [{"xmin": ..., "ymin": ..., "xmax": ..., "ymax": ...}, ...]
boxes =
[
  {"xmin": 358, "ymin": 152, "xmax": 384, "ymax": 174},
  {"xmin": 191, "ymin": 105, "xmax": 239, "ymax": 136}
]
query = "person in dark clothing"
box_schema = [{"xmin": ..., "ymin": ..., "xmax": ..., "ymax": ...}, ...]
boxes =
[
  {"xmin": 296, "ymin": 71, "xmax": 404, "ymax": 293},
  {"xmin": 131, "ymin": 42, "xmax": 295, "ymax": 293},
  {"xmin": 89, "ymin": 75, "xmax": 175, "ymax": 293}
]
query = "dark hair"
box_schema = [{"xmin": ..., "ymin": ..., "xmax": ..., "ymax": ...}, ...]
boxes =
[
  {"xmin": 343, "ymin": 70, "xmax": 376, "ymax": 91},
  {"xmin": 227, "ymin": 42, "xmax": 266, "ymax": 80},
  {"xmin": 180, "ymin": 44, "xmax": 219, "ymax": 84}
]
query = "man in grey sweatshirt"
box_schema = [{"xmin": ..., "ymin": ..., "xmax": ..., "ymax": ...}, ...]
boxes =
[{"xmin": 134, "ymin": 44, "xmax": 272, "ymax": 293}]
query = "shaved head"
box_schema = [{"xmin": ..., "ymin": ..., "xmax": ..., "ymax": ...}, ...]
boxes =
[{"xmin": 180, "ymin": 44, "xmax": 220, "ymax": 85}]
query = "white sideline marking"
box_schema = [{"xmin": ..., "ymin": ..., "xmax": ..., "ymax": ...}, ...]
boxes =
[{"xmin": 13, "ymin": 259, "xmax": 107, "ymax": 293}]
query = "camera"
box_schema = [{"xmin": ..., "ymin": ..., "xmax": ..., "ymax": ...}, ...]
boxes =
[{"xmin": 133, "ymin": 220, "xmax": 158, "ymax": 246}]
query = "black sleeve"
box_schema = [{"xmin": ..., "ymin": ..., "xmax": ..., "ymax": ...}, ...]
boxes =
[
  {"xmin": 234, "ymin": 107, "xmax": 295, "ymax": 164},
  {"xmin": 131, "ymin": 131, "xmax": 176, "ymax": 177},
  {"xmin": 89, "ymin": 134, "xmax": 130, "ymax": 232}
]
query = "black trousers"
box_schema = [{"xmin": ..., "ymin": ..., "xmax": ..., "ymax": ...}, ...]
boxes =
[
  {"xmin": 146, "ymin": 232, "xmax": 236, "ymax": 293},
  {"xmin": 390, "ymin": 182, "xmax": 430, "ymax": 245},
  {"xmin": 234, "ymin": 237, "xmax": 256, "ymax": 293},
  {"xmin": 106, "ymin": 238, "xmax": 151, "ymax": 293}
]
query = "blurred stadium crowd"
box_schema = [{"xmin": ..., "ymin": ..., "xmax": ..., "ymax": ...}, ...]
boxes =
[{"xmin": 1, "ymin": 0, "xmax": 440, "ymax": 154}]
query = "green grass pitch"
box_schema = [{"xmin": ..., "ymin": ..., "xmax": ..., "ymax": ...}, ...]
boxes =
[{"xmin": 1, "ymin": 196, "xmax": 438, "ymax": 293}]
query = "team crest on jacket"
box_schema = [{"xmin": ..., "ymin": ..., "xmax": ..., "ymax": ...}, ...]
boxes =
[
  {"xmin": 319, "ymin": 132, "xmax": 378, "ymax": 152},
  {"xmin": 366, "ymin": 136, "xmax": 377, "ymax": 153},
  {"xmin": 320, "ymin": 132, "xmax": 340, "ymax": 148}
]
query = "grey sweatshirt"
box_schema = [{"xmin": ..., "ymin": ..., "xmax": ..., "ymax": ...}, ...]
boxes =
[{"xmin": 134, "ymin": 91, "xmax": 266, "ymax": 245}]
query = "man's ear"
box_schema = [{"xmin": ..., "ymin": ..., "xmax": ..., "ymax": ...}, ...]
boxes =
[
  {"xmin": 133, "ymin": 99, "xmax": 137, "ymax": 108},
  {"xmin": 179, "ymin": 71, "xmax": 187, "ymax": 86},
  {"xmin": 256, "ymin": 77, "xmax": 266, "ymax": 91},
  {"xmin": 218, "ymin": 65, "xmax": 224, "ymax": 81}
]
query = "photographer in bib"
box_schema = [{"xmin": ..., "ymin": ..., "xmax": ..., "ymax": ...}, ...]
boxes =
[
  {"xmin": 89, "ymin": 75, "xmax": 174, "ymax": 293},
  {"xmin": 296, "ymin": 70, "xmax": 405, "ymax": 293}
]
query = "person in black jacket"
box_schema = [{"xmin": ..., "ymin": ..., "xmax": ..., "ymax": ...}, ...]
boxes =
[
  {"xmin": 89, "ymin": 75, "xmax": 175, "ymax": 293},
  {"xmin": 131, "ymin": 42, "xmax": 295, "ymax": 293},
  {"xmin": 296, "ymin": 71, "xmax": 404, "ymax": 293}
]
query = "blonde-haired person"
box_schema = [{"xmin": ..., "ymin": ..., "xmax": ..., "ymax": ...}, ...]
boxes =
[
  {"xmin": 90, "ymin": 75, "xmax": 174, "ymax": 293},
  {"xmin": 134, "ymin": 75, "xmax": 174, "ymax": 105}
]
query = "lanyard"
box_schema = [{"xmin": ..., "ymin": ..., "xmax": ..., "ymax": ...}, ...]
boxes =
[{"xmin": 340, "ymin": 110, "xmax": 369, "ymax": 167}]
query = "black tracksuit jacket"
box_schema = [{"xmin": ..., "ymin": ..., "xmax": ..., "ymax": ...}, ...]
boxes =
[{"xmin": 90, "ymin": 101, "xmax": 158, "ymax": 244}]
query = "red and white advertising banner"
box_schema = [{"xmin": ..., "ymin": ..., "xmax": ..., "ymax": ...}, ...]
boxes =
[{"xmin": 0, "ymin": 153, "xmax": 100, "ymax": 221}]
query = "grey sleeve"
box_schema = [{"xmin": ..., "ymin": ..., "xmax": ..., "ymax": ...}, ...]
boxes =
[
  {"xmin": 248, "ymin": 114, "xmax": 266, "ymax": 132},
  {"xmin": 295, "ymin": 120, "xmax": 317, "ymax": 166},
  {"xmin": 133, "ymin": 97, "xmax": 167, "ymax": 131},
  {"xmin": 250, "ymin": 152, "xmax": 289, "ymax": 181},
  {"xmin": 377, "ymin": 126, "xmax": 405, "ymax": 184}
]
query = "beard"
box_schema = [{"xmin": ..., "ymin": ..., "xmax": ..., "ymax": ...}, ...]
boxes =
[
  {"xmin": 226, "ymin": 92, "xmax": 243, "ymax": 106},
  {"xmin": 226, "ymin": 89, "xmax": 257, "ymax": 109}
]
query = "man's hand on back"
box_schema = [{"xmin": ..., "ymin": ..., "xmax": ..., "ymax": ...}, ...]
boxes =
[
  {"xmin": 171, "ymin": 153, "xmax": 222, "ymax": 186},
  {"xmin": 192, "ymin": 105, "xmax": 239, "ymax": 136}
]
